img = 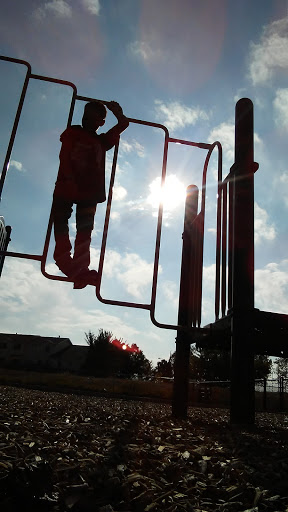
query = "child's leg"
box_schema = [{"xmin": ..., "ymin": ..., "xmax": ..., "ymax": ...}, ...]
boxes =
[
  {"xmin": 74, "ymin": 202, "xmax": 97, "ymax": 271},
  {"xmin": 52, "ymin": 197, "xmax": 75, "ymax": 276}
]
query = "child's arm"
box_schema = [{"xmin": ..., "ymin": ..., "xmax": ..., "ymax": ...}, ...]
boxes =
[
  {"xmin": 107, "ymin": 101, "xmax": 129, "ymax": 131},
  {"xmin": 101, "ymin": 101, "xmax": 129, "ymax": 150}
]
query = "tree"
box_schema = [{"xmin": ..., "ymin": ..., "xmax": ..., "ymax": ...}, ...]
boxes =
[
  {"xmin": 195, "ymin": 347, "xmax": 231, "ymax": 381},
  {"xmin": 170, "ymin": 346, "xmax": 272, "ymax": 382},
  {"xmin": 275, "ymin": 357, "xmax": 288, "ymax": 379},
  {"xmin": 254, "ymin": 355, "xmax": 272, "ymax": 379},
  {"xmin": 84, "ymin": 329, "xmax": 152, "ymax": 378},
  {"xmin": 85, "ymin": 330, "xmax": 96, "ymax": 347},
  {"xmin": 85, "ymin": 329, "xmax": 112, "ymax": 347},
  {"xmin": 156, "ymin": 359, "xmax": 173, "ymax": 377},
  {"xmin": 122, "ymin": 351, "xmax": 152, "ymax": 378},
  {"xmin": 84, "ymin": 329, "xmax": 114, "ymax": 377}
]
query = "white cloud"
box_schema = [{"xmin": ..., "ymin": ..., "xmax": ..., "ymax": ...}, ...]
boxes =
[
  {"xmin": 91, "ymin": 248, "xmax": 118, "ymax": 277},
  {"xmin": 201, "ymin": 263, "xmax": 217, "ymax": 325},
  {"xmin": 133, "ymin": 140, "xmax": 145, "ymax": 158},
  {"xmin": 154, "ymin": 100, "xmax": 209, "ymax": 132},
  {"xmin": 9, "ymin": 160, "xmax": 23, "ymax": 172},
  {"xmin": 81, "ymin": 0, "xmax": 100, "ymax": 15},
  {"xmin": 128, "ymin": 4, "xmax": 225, "ymax": 95},
  {"xmin": 208, "ymin": 122, "xmax": 262, "ymax": 173},
  {"xmin": 117, "ymin": 253, "xmax": 154, "ymax": 299},
  {"xmin": 248, "ymin": 17, "xmax": 288, "ymax": 86},
  {"xmin": 32, "ymin": 0, "xmax": 100, "ymax": 20},
  {"xmin": 110, "ymin": 211, "xmax": 120, "ymax": 221},
  {"xmin": 161, "ymin": 281, "xmax": 178, "ymax": 308},
  {"xmin": 278, "ymin": 172, "xmax": 288, "ymax": 207},
  {"xmin": 279, "ymin": 172, "xmax": 288, "ymax": 184},
  {"xmin": 120, "ymin": 139, "xmax": 145, "ymax": 158},
  {"xmin": 273, "ymin": 88, "xmax": 288, "ymax": 130},
  {"xmin": 120, "ymin": 140, "xmax": 133, "ymax": 153},
  {"xmin": 255, "ymin": 260, "xmax": 288, "ymax": 314},
  {"xmin": 0, "ymin": 258, "xmax": 73, "ymax": 319},
  {"xmin": 0, "ymin": 257, "xmax": 140, "ymax": 344},
  {"xmin": 208, "ymin": 122, "xmax": 234, "ymax": 164},
  {"xmin": 113, "ymin": 184, "xmax": 127, "ymax": 201},
  {"xmin": 92, "ymin": 248, "xmax": 157, "ymax": 300},
  {"xmin": 129, "ymin": 40, "xmax": 164, "ymax": 63},
  {"xmin": 33, "ymin": 0, "xmax": 72, "ymax": 20},
  {"xmin": 254, "ymin": 202, "xmax": 276, "ymax": 245},
  {"xmin": 201, "ymin": 256, "xmax": 288, "ymax": 326}
]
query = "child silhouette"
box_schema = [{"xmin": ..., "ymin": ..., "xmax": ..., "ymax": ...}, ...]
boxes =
[{"xmin": 52, "ymin": 100, "xmax": 129, "ymax": 288}]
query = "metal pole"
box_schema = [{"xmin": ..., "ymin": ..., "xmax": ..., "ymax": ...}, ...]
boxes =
[
  {"xmin": 0, "ymin": 225, "xmax": 11, "ymax": 277},
  {"xmin": 230, "ymin": 98, "xmax": 258, "ymax": 424},
  {"xmin": 263, "ymin": 378, "xmax": 267, "ymax": 412},
  {"xmin": 279, "ymin": 376, "xmax": 284, "ymax": 412},
  {"xmin": 172, "ymin": 185, "xmax": 199, "ymax": 418},
  {"xmin": 0, "ymin": 61, "xmax": 31, "ymax": 200}
]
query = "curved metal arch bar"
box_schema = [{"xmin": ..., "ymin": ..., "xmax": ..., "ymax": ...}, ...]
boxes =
[
  {"xmin": 0, "ymin": 56, "xmax": 221, "ymax": 334},
  {"xmin": 41, "ymin": 97, "xmax": 170, "ymax": 283},
  {"xmin": 30, "ymin": 74, "xmax": 77, "ymax": 128},
  {"xmin": 95, "ymin": 120, "xmax": 169, "ymax": 309},
  {"xmin": 0, "ymin": 55, "xmax": 79, "ymax": 267},
  {"xmin": 0, "ymin": 56, "xmax": 31, "ymax": 199},
  {"xmin": 149, "ymin": 141, "xmax": 223, "ymax": 332},
  {"xmin": 200, "ymin": 142, "xmax": 224, "ymax": 323}
]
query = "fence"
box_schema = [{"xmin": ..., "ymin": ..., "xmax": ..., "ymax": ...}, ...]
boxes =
[{"xmin": 189, "ymin": 378, "xmax": 288, "ymax": 412}]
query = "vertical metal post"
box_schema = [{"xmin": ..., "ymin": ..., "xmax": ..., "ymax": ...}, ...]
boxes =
[
  {"xmin": 279, "ymin": 376, "xmax": 284, "ymax": 412},
  {"xmin": 172, "ymin": 185, "xmax": 198, "ymax": 418},
  {"xmin": 0, "ymin": 62, "xmax": 31, "ymax": 199},
  {"xmin": 230, "ymin": 98, "xmax": 258, "ymax": 424},
  {"xmin": 227, "ymin": 179, "xmax": 234, "ymax": 312},
  {"xmin": 221, "ymin": 183, "xmax": 227, "ymax": 317},
  {"xmin": 0, "ymin": 225, "xmax": 11, "ymax": 277},
  {"xmin": 263, "ymin": 378, "xmax": 267, "ymax": 411}
]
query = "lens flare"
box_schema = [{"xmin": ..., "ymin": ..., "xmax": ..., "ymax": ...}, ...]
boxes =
[{"xmin": 147, "ymin": 174, "xmax": 186, "ymax": 211}]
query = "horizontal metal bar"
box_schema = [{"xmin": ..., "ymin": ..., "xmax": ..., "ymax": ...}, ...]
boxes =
[
  {"xmin": 0, "ymin": 59, "xmax": 31, "ymax": 199},
  {"xmin": 0, "ymin": 55, "xmax": 31, "ymax": 71},
  {"xmin": 169, "ymin": 137, "xmax": 212, "ymax": 149},
  {"xmin": 76, "ymin": 95, "xmax": 110, "ymax": 104},
  {"xmin": 94, "ymin": 292, "xmax": 151, "ymax": 310},
  {"xmin": 30, "ymin": 73, "xmax": 77, "ymax": 91},
  {"xmin": 150, "ymin": 312, "xmax": 213, "ymax": 335},
  {"xmin": 75, "ymin": 96, "xmax": 170, "ymax": 134},
  {"xmin": 41, "ymin": 270, "xmax": 70, "ymax": 282},
  {"xmin": 127, "ymin": 118, "xmax": 169, "ymax": 135},
  {"xmin": 0, "ymin": 251, "xmax": 42, "ymax": 261}
]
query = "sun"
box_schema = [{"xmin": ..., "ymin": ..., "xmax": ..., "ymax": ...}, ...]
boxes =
[{"xmin": 147, "ymin": 174, "xmax": 186, "ymax": 211}]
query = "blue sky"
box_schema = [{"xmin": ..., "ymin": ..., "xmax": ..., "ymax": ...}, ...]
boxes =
[{"xmin": 1, "ymin": 0, "xmax": 288, "ymax": 365}]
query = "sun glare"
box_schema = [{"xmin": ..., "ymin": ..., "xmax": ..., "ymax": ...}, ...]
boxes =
[{"xmin": 147, "ymin": 174, "xmax": 186, "ymax": 211}]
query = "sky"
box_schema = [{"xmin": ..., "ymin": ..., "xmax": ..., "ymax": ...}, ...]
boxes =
[{"xmin": 0, "ymin": 0, "xmax": 288, "ymax": 366}]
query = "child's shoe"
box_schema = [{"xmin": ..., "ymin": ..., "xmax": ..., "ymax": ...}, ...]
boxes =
[{"xmin": 73, "ymin": 269, "xmax": 98, "ymax": 289}]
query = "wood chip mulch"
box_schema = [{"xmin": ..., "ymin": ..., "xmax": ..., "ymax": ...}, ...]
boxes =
[{"xmin": 0, "ymin": 385, "xmax": 288, "ymax": 511}]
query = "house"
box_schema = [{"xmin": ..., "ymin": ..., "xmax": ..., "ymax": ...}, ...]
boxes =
[
  {"xmin": 52, "ymin": 344, "xmax": 89, "ymax": 373},
  {"xmin": 0, "ymin": 333, "xmax": 89, "ymax": 373}
]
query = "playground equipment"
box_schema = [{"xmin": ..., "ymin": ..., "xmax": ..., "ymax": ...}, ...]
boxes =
[
  {"xmin": 1, "ymin": 55, "xmax": 288, "ymax": 424},
  {"xmin": 0, "ymin": 216, "xmax": 11, "ymax": 278}
]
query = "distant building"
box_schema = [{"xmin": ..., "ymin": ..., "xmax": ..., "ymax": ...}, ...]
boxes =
[
  {"xmin": 0, "ymin": 333, "xmax": 89, "ymax": 373},
  {"xmin": 54, "ymin": 344, "xmax": 89, "ymax": 373}
]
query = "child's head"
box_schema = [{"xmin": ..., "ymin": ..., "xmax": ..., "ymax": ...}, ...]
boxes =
[{"xmin": 82, "ymin": 101, "xmax": 107, "ymax": 131}]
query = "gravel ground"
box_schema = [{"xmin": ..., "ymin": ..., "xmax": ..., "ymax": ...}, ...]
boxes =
[{"xmin": 0, "ymin": 385, "xmax": 288, "ymax": 512}]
